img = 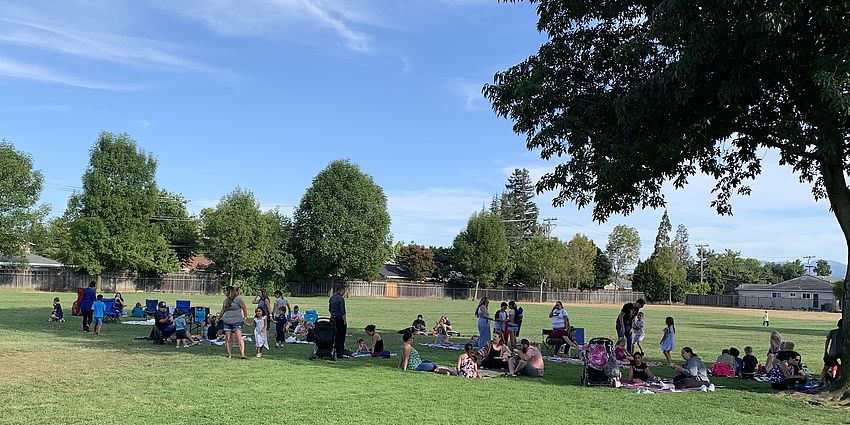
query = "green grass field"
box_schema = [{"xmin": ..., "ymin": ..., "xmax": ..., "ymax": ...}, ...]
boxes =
[{"xmin": 0, "ymin": 291, "xmax": 846, "ymax": 424}]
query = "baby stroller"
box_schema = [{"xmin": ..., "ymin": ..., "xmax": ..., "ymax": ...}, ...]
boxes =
[
  {"xmin": 580, "ymin": 337, "xmax": 617, "ymax": 386},
  {"xmin": 311, "ymin": 317, "xmax": 336, "ymax": 360}
]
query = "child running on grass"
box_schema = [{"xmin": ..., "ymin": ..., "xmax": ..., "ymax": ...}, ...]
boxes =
[
  {"xmin": 246, "ymin": 308, "xmax": 269, "ymax": 358},
  {"xmin": 632, "ymin": 311, "xmax": 645, "ymax": 354},
  {"xmin": 92, "ymin": 295, "xmax": 106, "ymax": 336},
  {"xmin": 660, "ymin": 316, "xmax": 675, "ymax": 365},
  {"xmin": 49, "ymin": 297, "xmax": 65, "ymax": 322}
]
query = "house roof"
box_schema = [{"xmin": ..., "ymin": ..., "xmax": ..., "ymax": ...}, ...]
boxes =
[
  {"xmin": 182, "ymin": 255, "xmax": 213, "ymax": 271},
  {"xmin": 608, "ymin": 277, "xmax": 632, "ymax": 290},
  {"xmin": 737, "ymin": 275, "xmax": 835, "ymax": 292},
  {"xmin": 0, "ymin": 252, "xmax": 63, "ymax": 268},
  {"xmin": 379, "ymin": 263, "xmax": 412, "ymax": 280}
]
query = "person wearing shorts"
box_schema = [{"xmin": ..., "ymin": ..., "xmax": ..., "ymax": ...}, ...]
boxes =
[{"xmin": 219, "ymin": 286, "xmax": 248, "ymax": 359}]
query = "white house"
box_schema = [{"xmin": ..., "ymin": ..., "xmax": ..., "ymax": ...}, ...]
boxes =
[
  {"xmin": 604, "ymin": 277, "xmax": 633, "ymax": 291},
  {"xmin": 736, "ymin": 275, "xmax": 839, "ymax": 312}
]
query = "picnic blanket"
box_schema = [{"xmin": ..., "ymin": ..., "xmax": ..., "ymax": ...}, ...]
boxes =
[
  {"xmin": 419, "ymin": 343, "xmax": 465, "ymax": 350},
  {"xmin": 543, "ymin": 356, "xmax": 585, "ymax": 366},
  {"xmin": 122, "ymin": 319, "xmax": 155, "ymax": 326}
]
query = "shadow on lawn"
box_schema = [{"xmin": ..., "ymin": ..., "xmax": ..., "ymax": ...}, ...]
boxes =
[
  {"xmin": 1, "ymin": 306, "xmax": 777, "ymax": 394},
  {"xmin": 689, "ymin": 322, "xmax": 830, "ymax": 338}
]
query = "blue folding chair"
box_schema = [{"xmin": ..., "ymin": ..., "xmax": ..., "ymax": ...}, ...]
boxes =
[
  {"xmin": 176, "ymin": 300, "xmax": 191, "ymax": 315},
  {"xmin": 144, "ymin": 299, "xmax": 158, "ymax": 317},
  {"xmin": 304, "ymin": 309, "xmax": 318, "ymax": 324},
  {"xmin": 102, "ymin": 299, "xmax": 120, "ymax": 323},
  {"xmin": 191, "ymin": 306, "xmax": 208, "ymax": 335}
]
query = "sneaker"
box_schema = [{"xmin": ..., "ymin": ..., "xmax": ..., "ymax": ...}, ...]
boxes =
[
  {"xmin": 176, "ymin": 345, "xmax": 180, "ymax": 348},
  {"xmin": 708, "ymin": 384, "xmax": 716, "ymax": 392},
  {"xmin": 183, "ymin": 344, "xmax": 190, "ymax": 348},
  {"xmin": 699, "ymin": 385, "xmax": 708, "ymax": 392}
]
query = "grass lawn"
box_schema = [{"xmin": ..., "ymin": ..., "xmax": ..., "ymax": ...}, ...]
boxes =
[{"xmin": 0, "ymin": 291, "xmax": 846, "ymax": 424}]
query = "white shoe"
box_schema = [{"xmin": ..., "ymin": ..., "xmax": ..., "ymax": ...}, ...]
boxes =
[
  {"xmin": 708, "ymin": 384, "xmax": 715, "ymax": 392},
  {"xmin": 699, "ymin": 385, "xmax": 708, "ymax": 392}
]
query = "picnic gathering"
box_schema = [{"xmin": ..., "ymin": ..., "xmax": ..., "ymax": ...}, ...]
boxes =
[{"xmin": 59, "ymin": 281, "xmax": 844, "ymax": 393}]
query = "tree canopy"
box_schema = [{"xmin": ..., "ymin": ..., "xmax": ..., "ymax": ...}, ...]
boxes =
[
  {"xmin": 292, "ymin": 160, "xmax": 391, "ymax": 282},
  {"xmin": 453, "ymin": 211, "xmax": 510, "ymax": 290},
  {"xmin": 396, "ymin": 243, "xmax": 436, "ymax": 282},
  {"xmin": 606, "ymin": 225, "xmax": 641, "ymax": 277},
  {"xmin": 0, "ymin": 142, "xmax": 47, "ymax": 258}
]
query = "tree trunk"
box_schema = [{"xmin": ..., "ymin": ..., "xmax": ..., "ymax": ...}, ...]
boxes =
[
  {"xmin": 819, "ymin": 145, "xmax": 850, "ymax": 394},
  {"xmin": 540, "ymin": 277, "xmax": 545, "ymax": 303},
  {"xmin": 474, "ymin": 279, "xmax": 480, "ymax": 300},
  {"xmin": 96, "ymin": 274, "xmax": 101, "ymax": 292},
  {"xmin": 229, "ymin": 264, "xmax": 234, "ymax": 287}
]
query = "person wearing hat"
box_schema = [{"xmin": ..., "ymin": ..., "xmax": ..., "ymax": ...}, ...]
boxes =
[{"xmin": 154, "ymin": 301, "xmax": 176, "ymax": 341}]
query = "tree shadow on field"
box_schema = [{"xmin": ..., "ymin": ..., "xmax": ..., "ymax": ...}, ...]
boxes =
[
  {"xmin": 0, "ymin": 306, "xmax": 779, "ymax": 395},
  {"xmin": 689, "ymin": 323, "xmax": 829, "ymax": 338}
]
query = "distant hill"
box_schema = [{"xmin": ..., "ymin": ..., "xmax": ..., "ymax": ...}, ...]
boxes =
[{"xmin": 826, "ymin": 260, "xmax": 847, "ymax": 280}]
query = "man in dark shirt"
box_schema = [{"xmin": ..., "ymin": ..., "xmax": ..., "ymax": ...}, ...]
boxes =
[
  {"xmin": 616, "ymin": 298, "xmax": 645, "ymax": 354},
  {"xmin": 412, "ymin": 315, "xmax": 426, "ymax": 333},
  {"xmin": 329, "ymin": 284, "xmax": 347, "ymax": 358},
  {"xmin": 154, "ymin": 302, "xmax": 176, "ymax": 340},
  {"xmin": 80, "ymin": 281, "xmax": 97, "ymax": 332}
]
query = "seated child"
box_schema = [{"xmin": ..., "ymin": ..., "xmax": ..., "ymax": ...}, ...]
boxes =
[
  {"xmin": 50, "ymin": 297, "xmax": 65, "ymax": 322},
  {"xmin": 174, "ymin": 311, "xmax": 197, "ymax": 348},
  {"xmin": 729, "ymin": 347, "xmax": 743, "ymax": 376},
  {"xmin": 628, "ymin": 352, "xmax": 655, "ymax": 383},
  {"xmin": 131, "ymin": 302, "xmax": 144, "ymax": 318},
  {"xmin": 205, "ymin": 315, "xmax": 225, "ymax": 341},
  {"xmin": 457, "ymin": 343, "xmax": 479, "ymax": 378},
  {"xmin": 742, "ymin": 346, "xmax": 758, "ymax": 379},
  {"xmin": 435, "ymin": 317, "xmax": 451, "ymax": 345},
  {"xmin": 711, "ymin": 348, "xmax": 736, "ymax": 377},
  {"xmin": 357, "ymin": 339, "xmax": 370, "ymax": 354},
  {"xmin": 614, "ymin": 337, "xmax": 633, "ymax": 363},
  {"xmin": 286, "ymin": 306, "xmax": 303, "ymax": 332}
]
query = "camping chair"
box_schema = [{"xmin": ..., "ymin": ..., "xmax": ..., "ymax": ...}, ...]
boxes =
[
  {"xmin": 304, "ymin": 310, "xmax": 318, "ymax": 324},
  {"xmin": 176, "ymin": 300, "xmax": 191, "ymax": 315},
  {"xmin": 190, "ymin": 306, "xmax": 208, "ymax": 335},
  {"xmin": 144, "ymin": 299, "xmax": 158, "ymax": 318},
  {"xmin": 541, "ymin": 329, "xmax": 558, "ymax": 356},
  {"xmin": 102, "ymin": 299, "xmax": 120, "ymax": 323}
]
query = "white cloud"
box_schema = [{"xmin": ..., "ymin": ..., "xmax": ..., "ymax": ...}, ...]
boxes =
[
  {"xmin": 446, "ymin": 80, "xmax": 487, "ymax": 111},
  {"xmin": 0, "ymin": 57, "xmax": 138, "ymax": 90},
  {"xmin": 133, "ymin": 120, "xmax": 153, "ymax": 128},
  {"xmin": 158, "ymin": 0, "xmax": 374, "ymax": 53}
]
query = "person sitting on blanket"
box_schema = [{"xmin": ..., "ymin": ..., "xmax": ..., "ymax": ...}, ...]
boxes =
[
  {"xmin": 131, "ymin": 302, "xmax": 144, "ymax": 318},
  {"xmin": 710, "ymin": 349, "xmax": 736, "ymax": 377},
  {"xmin": 508, "ymin": 339, "xmax": 544, "ymax": 377},
  {"xmin": 547, "ymin": 326, "xmax": 582, "ymax": 356},
  {"xmin": 285, "ymin": 306, "xmax": 303, "ymax": 333},
  {"xmin": 457, "ymin": 343, "xmax": 480, "ymax": 378},
  {"xmin": 206, "ymin": 315, "xmax": 225, "ymax": 342},
  {"xmin": 357, "ymin": 339, "xmax": 370, "ymax": 354},
  {"xmin": 741, "ymin": 346, "xmax": 758, "ymax": 379},
  {"xmin": 399, "ymin": 331, "xmax": 454, "ymax": 375},
  {"xmin": 670, "ymin": 347, "xmax": 712, "ymax": 390},
  {"xmin": 443, "ymin": 316, "xmax": 458, "ymax": 336},
  {"xmin": 629, "ymin": 352, "xmax": 656, "ymax": 383},
  {"xmin": 729, "ymin": 347, "xmax": 744, "ymax": 376},
  {"xmin": 435, "ymin": 317, "xmax": 451, "ymax": 345},
  {"xmin": 49, "ymin": 297, "xmax": 64, "ymax": 322},
  {"xmin": 478, "ymin": 332, "xmax": 510, "ymax": 370},
  {"xmin": 614, "ymin": 337, "xmax": 633, "ymax": 363},
  {"xmin": 767, "ymin": 351, "xmax": 807, "ymax": 390},
  {"xmin": 364, "ymin": 324, "xmax": 385, "ymax": 354},
  {"xmin": 412, "ymin": 315, "xmax": 427, "ymax": 335}
]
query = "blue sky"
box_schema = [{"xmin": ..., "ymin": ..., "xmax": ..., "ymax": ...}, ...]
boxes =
[{"xmin": 1, "ymin": 0, "xmax": 847, "ymax": 268}]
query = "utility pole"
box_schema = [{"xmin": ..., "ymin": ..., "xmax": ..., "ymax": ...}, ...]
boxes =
[
  {"xmin": 803, "ymin": 255, "xmax": 815, "ymax": 275},
  {"xmin": 696, "ymin": 244, "xmax": 708, "ymax": 288},
  {"xmin": 541, "ymin": 217, "xmax": 557, "ymax": 237}
]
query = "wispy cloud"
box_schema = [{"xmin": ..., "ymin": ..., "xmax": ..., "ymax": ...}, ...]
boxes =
[
  {"xmin": 446, "ymin": 79, "xmax": 487, "ymax": 111},
  {"xmin": 158, "ymin": 0, "xmax": 374, "ymax": 53},
  {"xmin": 132, "ymin": 120, "xmax": 154, "ymax": 128},
  {"xmin": 0, "ymin": 57, "xmax": 138, "ymax": 90}
]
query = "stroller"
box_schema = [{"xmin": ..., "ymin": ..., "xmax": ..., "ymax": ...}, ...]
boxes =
[
  {"xmin": 311, "ymin": 317, "xmax": 336, "ymax": 360},
  {"xmin": 580, "ymin": 337, "xmax": 618, "ymax": 386}
]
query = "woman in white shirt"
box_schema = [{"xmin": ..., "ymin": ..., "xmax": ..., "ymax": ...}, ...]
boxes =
[{"xmin": 549, "ymin": 301, "xmax": 569, "ymax": 330}]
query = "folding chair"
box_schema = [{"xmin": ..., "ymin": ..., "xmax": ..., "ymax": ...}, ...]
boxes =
[
  {"xmin": 541, "ymin": 329, "xmax": 558, "ymax": 355},
  {"xmin": 144, "ymin": 299, "xmax": 158, "ymax": 318},
  {"xmin": 176, "ymin": 300, "xmax": 191, "ymax": 315},
  {"xmin": 190, "ymin": 306, "xmax": 208, "ymax": 335},
  {"xmin": 304, "ymin": 310, "xmax": 318, "ymax": 324},
  {"xmin": 102, "ymin": 299, "xmax": 120, "ymax": 323}
]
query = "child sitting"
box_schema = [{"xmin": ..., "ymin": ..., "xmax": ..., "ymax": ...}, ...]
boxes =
[
  {"xmin": 457, "ymin": 343, "xmax": 479, "ymax": 378},
  {"xmin": 614, "ymin": 337, "xmax": 633, "ymax": 363},
  {"xmin": 628, "ymin": 352, "xmax": 655, "ymax": 383},
  {"xmin": 174, "ymin": 311, "xmax": 197, "ymax": 348},
  {"xmin": 205, "ymin": 315, "xmax": 225, "ymax": 342},
  {"xmin": 435, "ymin": 317, "xmax": 451, "ymax": 346},
  {"xmin": 742, "ymin": 346, "xmax": 758, "ymax": 379},
  {"xmin": 131, "ymin": 302, "xmax": 144, "ymax": 318},
  {"xmin": 729, "ymin": 347, "xmax": 743, "ymax": 376},
  {"xmin": 711, "ymin": 349, "xmax": 736, "ymax": 377},
  {"xmin": 357, "ymin": 339, "xmax": 370, "ymax": 354},
  {"xmin": 49, "ymin": 297, "xmax": 65, "ymax": 322}
]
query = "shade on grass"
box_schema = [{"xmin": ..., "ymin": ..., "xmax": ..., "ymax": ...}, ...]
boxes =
[{"xmin": 0, "ymin": 292, "xmax": 844, "ymax": 424}]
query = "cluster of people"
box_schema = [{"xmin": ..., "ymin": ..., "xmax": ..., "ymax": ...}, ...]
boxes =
[{"xmin": 475, "ymin": 297, "xmax": 524, "ymax": 350}]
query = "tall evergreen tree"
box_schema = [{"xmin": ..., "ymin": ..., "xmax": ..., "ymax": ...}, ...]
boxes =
[
  {"xmin": 673, "ymin": 224, "xmax": 691, "ymax": 264},
  {"xmin": 653, "ymin": 210, "xmax": 672, "ymax": 253}
]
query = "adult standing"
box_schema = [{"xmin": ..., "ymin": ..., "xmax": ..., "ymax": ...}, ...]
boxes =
[
  {"xmin": 549, "ymin": 301, "xmax": 569, "ymax": 330},
  {"xmin": 272, "ymin": 290, "xmax": 290, "ymax": 348},
  {"xmin": 616, "ymin": 298, "xmax": 645, "ymax": 354},
  {"xmin": 329, "ymin": 284, "xmax": 348, "ymax": 359},
  {"xmin": 219, "ymin": 286, "xmax": 248, "ymax": 359},
  {"xmin": 509, "ymin": 300, "xmax": 524, "ymax": 337},
  {"xmin": 80, "ymin": 281, "xmax": 96, "ymax": 332},
  {"xmin": 476, "ymin": 297, "xmax": 493, "ymax": 348},
  {"xmin": 252, "ymin": 288, "xmax": 272, "ymax": 318}
]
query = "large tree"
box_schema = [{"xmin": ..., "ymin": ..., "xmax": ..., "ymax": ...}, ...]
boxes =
[
  {"xmin": 292, "ymin": 160, "xmax": 391, "ymax": 282},
  {"xmin": 605, "ymin": 225, "xmax": 641, "ymax": 277},
  {"xmin": 653, "ymin": 210, "xmax": 672, "ymax": 253},
  {"xmin": 66, "ymin": 132, "xmax": 177, "ymax": 283},
  {"xmin": 815, "ymin": 259, "xmax": 833, "ymax": 277},
  {"xmin": 201, "ymin": 188, "xmax": 269, "ymax": 286},
  {"xmin": 152, "ymin": 190, "xmax": 199, "ymax": 264},
  {"xmin": 517, "ymin": 235, "xmax": 568, "ymax": 299},
  {"xmin": 673, "ymin": 224, "xmax": 691, "ymax": 265},
  {"xmin": 0, "ymin": 141, "xmax": 47, "ymax": 258},
  {"xmin": 564, "ymin": 233, "xmax": 598, "ymax": 289},
  {"xmin": 593, "ymin": 248, "xmax": 614, "ymax": 290},
  {"xmin": 256, "ymin": 209, "xmax": 295, "ymax": 291},
  {"xmin": 396, "ymin": 243, "xmax": 436, "ymax": 282},
  {"xmin": 453, "ymin": 211, "xmax": 510, "ymax": 297},
  {"xmin": 486, "ymin": 0, "xmax": 850, "ymax": 392}
]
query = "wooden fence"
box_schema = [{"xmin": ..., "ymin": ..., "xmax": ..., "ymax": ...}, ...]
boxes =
[
  {"xmin": 289, "ymin": 281, "xmax": 644, "ymax": 304},
  {"xmin": 0, "ymin": 268, "xmax": 223, "ymax": 294}
]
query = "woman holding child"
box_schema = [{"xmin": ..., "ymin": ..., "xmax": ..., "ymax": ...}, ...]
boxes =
[{"xmin": 219, "ymin": 286, "xmax": 248, "ymax": 359}]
